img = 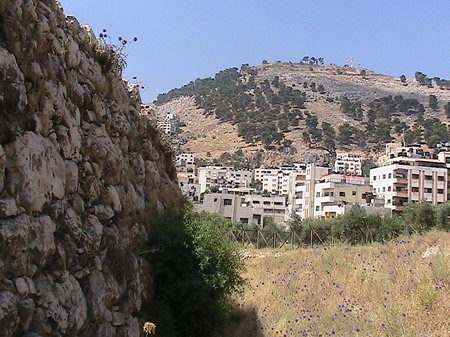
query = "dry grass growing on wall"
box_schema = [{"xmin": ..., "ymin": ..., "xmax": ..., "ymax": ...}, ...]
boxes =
[{"xmin": 221, "ymin": 231, "xmax": 449, "ymax": 337}]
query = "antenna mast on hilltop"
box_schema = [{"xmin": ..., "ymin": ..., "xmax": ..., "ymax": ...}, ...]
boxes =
[{"xmin": 350, "ymin": 56, "xmax": 354, "ymax": 68}]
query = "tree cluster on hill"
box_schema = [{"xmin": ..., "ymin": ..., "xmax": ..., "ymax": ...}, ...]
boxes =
[
  {"xmin": 302, "ymin": 112, "xmax": 337, "ymax": 153},
  {"xmin": 415, "ymin": 71, "xmax": 450, "ymax": 89},
  {"xmin": 156, "ymin": 67, "xmax": 309, "ymax": 149},
  {"xmin": 300, "ymin": 56, "xmax": 324, "ymax": 65},
  {"xmin": 340, "ymin": 96, "xmax": 364, "ymax": 120}
]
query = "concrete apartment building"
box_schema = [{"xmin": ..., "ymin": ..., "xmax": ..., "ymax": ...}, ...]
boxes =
[
  {"xmin": 370, "ymin": 156, "xmax": 448, "ymax": 211},
  {"xmin": 198, "ymin": 191, "xmax": 287, "ymax": 226},
  {"xmin": 176, "ymin": 152, "xmax": 195, "ymax": 166},
  {"xmin": 198, "ymin": 166, "xmax": 252, "ymax": 193},
  {"xmin": 334, "ymin": 152, "xmax": 363, "ymax": 176},
  {"xmin": 313, "ymin": 174, "xmax": 373, "ymax": 218}
]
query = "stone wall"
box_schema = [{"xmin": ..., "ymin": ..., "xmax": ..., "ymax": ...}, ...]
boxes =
[{"xmin": 0, "ymin": 0, "xmax": 182, "ymax": 336}]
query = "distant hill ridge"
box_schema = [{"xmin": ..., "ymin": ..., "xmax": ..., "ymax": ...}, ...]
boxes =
[{"xmin": 154, "ymin": 62, "xmax": 449, "ymax": 162}]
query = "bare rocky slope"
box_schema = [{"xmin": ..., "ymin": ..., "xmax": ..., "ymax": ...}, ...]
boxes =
[
  {"xmin": 154, "ymin": 62, "xmax": 449, "ymax": 165},
  {"xmin": 0, "ymin": 0, "xmax": 182, "ymax": 336}
]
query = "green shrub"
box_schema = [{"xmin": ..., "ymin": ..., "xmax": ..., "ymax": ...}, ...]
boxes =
[
  {"xmin": 140, "ymin": 207, "xmax": 244, "ymax": 337},
  {"xmin": 404, "ymin": 200, "xmax": 436, "ymax": 233}
]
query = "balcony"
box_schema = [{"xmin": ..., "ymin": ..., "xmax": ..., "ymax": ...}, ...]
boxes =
[
  {"xmin": 393, "ymin": 188, "xmax": 408, "ymax": 198},
  {"xmin": 318, "ymin": 195, "xmax": 335, "ymax": 203},
  {"xmin": 393, "ymin": 177, "xmax": 408, "ymax": 184},
  {"xmin": 393, "ymin": 170, "xmax": 408, "ymax": 184}
]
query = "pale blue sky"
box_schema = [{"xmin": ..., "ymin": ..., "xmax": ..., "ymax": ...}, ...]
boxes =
[{"xmin": 59, "ymin": 0, "xmax": 450, "ymax": 103}]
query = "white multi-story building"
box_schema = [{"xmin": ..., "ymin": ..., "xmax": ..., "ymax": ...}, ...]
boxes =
[
  {"xmin": 334, "ymin": 152, "xmax": 363, "ymax": 176},
  {"xmin": 198, "ymin": 166, "xmax": 252, "ymax": 193},
  {"xmin": 176, "ymin": 153, "xmax": 195, "ymax": 166},
  {"xmin": 370, "ymin": 156, "xmax": 448, "ymax": 211},
  {"xmin": 256, "ymin": 165, "xmax": 307, "ymax": 197},
  {"xmin": 157, "ymin": 112, "xmax": 179, "ymax": 136}
]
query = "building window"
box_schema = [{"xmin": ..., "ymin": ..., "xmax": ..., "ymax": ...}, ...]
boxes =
[
  {"xmin": 383, "ymin": 174, "xmax": 386, "ymax": 179},
  {"xmin": 437, "ymin": 176, "xmax": 444, "ymax": 181},
  {"xmin": 352, "ymin": 191, "xmax": 356, "ymax": 196},
  {"xmin": 339, "ymin": 192, "xmax": 346, "ymax": 197},
  {"xmin": 383, "ymin": 187, "xmax": 386, "ymax": 192},
  {"xmin": 388, "ymin": 173, "xmax": 392, "ymax": 179},
  {"xmin": 315, "ymin": 206, "xmax": 320, "ymax": 211},
  {"xmin": 253, "ymin": 200, "xmax": 260, "ymax": 204},
  {"xmin": 388, "ymin": 186, "xmax": 391, "ymax": 192},
  {"xmin": 223, "ymin": 199, "xmax": 232, "ymax": 206},
  {"xmin": 373, "ymin": 176, "xmax": 376, "ymax": 180},
  {"xmin": 387, "ymin": 199, "xmax": 391, "ymax": 204},
  {"xmin": 263, "ymin": 201, "xmax": 271, "ymax": 205},
  {"xmin": 412, "ymin": 187, "xmax": 419, "ymax": 192},
  {"xmin": 213, "ymin": 198, "xmax": 218, "ymax": 202},
  {"xmin": 316, "ymin": 192, "xmax": 321, "ymax": 197},
  {"xmin": 412, "ymin": 174, "xmax": 419, "ymax": 179},
  {"xmin": 424, "ymin": 188, "xmax": 432, "ymax": 193},
  {"xmin": 425, "ymin": 175, "xmax": 433, "ymax": 181},
  {"xmin": 438, "ymin": 189, "xmax": 444, "ymax": 194},
  {"xmin": 240, "ymin": 218, "xmax": 249, "ymax": 224}
]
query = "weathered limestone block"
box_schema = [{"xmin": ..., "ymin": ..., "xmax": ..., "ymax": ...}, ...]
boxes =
[
  {"xmin": 53, "ymin": 272, "xmax": 87, "ymax": 334},
  {"xmin": 34, "ymin": 272, "xmax": 87, "ymax": 336},
  {"xmin": 15, "ymin": 276, "xmax": 37, "ymax": 296},
  {"xmin": 65, "ymin": 160, "xmax": 79, "ymax": 194},
  {"xmin": 105, "ymin": 185, "xmax": 122, "ymax": 213},
  {"xmin": 0, "ymin": 47, "xmax": 28, "ymax": 113},
  {"xmin": 91, "ymin": 94, "xmax": 107, "ymax": 120},
  {"xmin": 116, "ymin": 182, "xmax": 145, "ymax": 214},
  {"xmin": 92, "ymin": 204, "xmax": 114, "ymax": 220},
  {"xmin": 5, "ymin": 132, "xmax": 66, "ymax": 213},
  {"xmin": 145, "ymin": 160, "xmax": 161, "ymax": 186},
  {"xmin": 0, "ymin": 291, "xmax": 19, "ymax": 336},
  {"xmin": 130, "ymin": 153, "xmax": 145, "ymax": 184},
  {"xmin": 63, "ymin": 208, "xmax": 103, "ymax": 254},
  {"xmin": 56, "ymin": 102, "xmax": 82, "ymax": 161},
  {"xmin": 110, "ymin": 113, "xmax": 131, "ymax": 135},
  {"xmin": 0, "ymin": 214, "xmax": 56, "ymax": 277},
  {"xmin": 65, "ymin": 38, "xmax": 81, "ymax": 69},
  {"xmin": 82, "ymin": 123, "xmax": 124, "ymax": 185},
  {"xmin": 81, "ymin": 175, "xmax": 103, "ymax": 205},
  {"xmin": 0, "ymin": 197, "xmax": 22, "ymax": 217}
]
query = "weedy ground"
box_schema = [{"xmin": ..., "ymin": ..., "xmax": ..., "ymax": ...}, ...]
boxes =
[{"xmin": 222, "ymin": 231, "xmax": 449, "ymax": 337}]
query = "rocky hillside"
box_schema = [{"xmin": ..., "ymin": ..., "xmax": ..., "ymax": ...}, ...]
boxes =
[
  {"xmin": 0, "ymin": 1, "xmax": 181, "ymax": 336},
  {"xmin": 154, "ymin": 62, "xmax": 449, "ymax": 164}
]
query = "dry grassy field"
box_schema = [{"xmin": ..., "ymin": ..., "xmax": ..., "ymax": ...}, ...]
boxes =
[{"xmin": 222, "ymin": 231, "xmax": 449, "ymax": 337}]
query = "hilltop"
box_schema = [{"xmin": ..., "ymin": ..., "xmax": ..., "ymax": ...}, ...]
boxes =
[{"xmin": 153, "ymin": 62, "xmax": 449, "ymax": 165}]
